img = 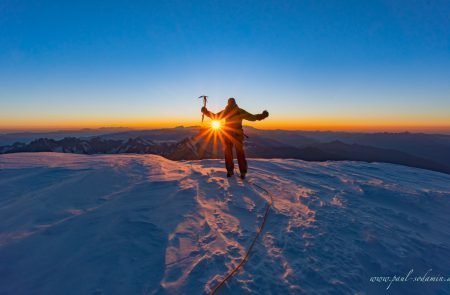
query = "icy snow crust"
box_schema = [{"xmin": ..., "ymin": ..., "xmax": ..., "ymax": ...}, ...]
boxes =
[{"xmin": 1, "ymin": 153, "xmax": 450, "ymax": 294}]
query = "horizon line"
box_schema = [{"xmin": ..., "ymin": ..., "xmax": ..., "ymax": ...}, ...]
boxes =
[{"xmin": 1, "ymin": 125, "xmax": 450, "ymax": 135}]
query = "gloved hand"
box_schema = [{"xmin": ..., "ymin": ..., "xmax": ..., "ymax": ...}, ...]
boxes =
[
  {"xmin": 262, "ymin": 110, "xmax": 269, "ymax": 119},
  {"xmin": 201, "ymin": 106, "xmax": 207, "ymax": 114}
]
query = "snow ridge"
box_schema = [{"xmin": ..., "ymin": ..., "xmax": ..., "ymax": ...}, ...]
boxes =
[{"xmin": 0, "ymin": 153, "xmax": 450, "ymax": 294}]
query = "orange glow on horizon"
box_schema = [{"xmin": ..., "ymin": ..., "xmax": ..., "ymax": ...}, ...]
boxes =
[{"xmin": 0, "ymin": 116, "xmax": 449, "ymax": 133}]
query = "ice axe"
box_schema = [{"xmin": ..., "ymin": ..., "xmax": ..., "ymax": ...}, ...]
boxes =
[{"xmin": 199, "ymin": 95, "xmax": 208, "ymax": 122}]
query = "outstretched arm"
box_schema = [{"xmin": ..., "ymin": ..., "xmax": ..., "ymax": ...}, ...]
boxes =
[
  {"xmin": 201, "ymin": 107, "xmax": 223, "ymax": 120},
  {"xmin": 241, "ymin": 109, "xmax": 269, "ymax": 121}
]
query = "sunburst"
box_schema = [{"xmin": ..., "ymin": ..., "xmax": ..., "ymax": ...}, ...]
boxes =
[{"xmin": 211, "ymin": 120, "xmax": 221, "ymax": 130}]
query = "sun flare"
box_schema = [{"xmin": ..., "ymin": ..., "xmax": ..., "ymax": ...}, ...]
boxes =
[{"xmin": 211, "ymin": 120, "xmax": 221, "ymax": 130}]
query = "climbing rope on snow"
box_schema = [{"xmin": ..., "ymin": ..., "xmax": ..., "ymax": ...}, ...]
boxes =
[{"xmin": 210, "ymin": 179, "xmax": 273, "ymax": 295}]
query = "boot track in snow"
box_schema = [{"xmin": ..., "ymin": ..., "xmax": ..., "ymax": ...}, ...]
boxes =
[{"xmin": 210, "ymin": 177, "xmax": 274, "ymax": 295}]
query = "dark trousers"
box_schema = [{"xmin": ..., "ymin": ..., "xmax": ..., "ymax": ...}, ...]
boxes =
[{"xmin": 223, "ymin": 135, "xmax": 247, "ymax": 174}]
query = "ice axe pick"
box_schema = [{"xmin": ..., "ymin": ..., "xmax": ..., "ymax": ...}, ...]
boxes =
[{"xmin": 199, "ymin": 95, "xmax": 208, "ymax": 122}]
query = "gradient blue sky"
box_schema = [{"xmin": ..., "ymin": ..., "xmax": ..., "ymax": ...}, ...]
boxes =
[{"xmin": 1, "ymin": 0, "xmax": 449, "ymax": 132}]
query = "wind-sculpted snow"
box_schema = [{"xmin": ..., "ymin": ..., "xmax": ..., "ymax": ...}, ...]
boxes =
[{"xmin": 0, "ymin": 153, "xmax": 450, "ymax": 294}]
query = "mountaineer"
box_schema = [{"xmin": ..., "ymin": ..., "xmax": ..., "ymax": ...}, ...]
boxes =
[{"xmin": 201, "ymin": 97, "xmax": 269, "ymax": 179}]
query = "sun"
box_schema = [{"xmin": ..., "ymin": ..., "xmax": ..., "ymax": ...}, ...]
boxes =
[{"xmin": 211, "ymin": 120, "xmax": 221, "ymax": 130}]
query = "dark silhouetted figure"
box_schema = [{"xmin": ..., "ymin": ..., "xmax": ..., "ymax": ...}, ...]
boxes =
[{"xmin": 202, "ymin": 98, "xmax": 269, "ymax": 179}]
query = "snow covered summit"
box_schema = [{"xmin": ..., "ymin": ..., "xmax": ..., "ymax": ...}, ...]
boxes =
[{"xmin": 0, "ymin": 153, "xmax": 449, "ymax": 294}]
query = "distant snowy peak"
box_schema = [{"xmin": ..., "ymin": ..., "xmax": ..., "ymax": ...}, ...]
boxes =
[
  {"xmin": 115, "ymin": 137, "xmax": 156, "ymax": 153},
  {"xmin": 1, "ymin": 135, "xmax": 449, "ymax": 175},
  {"xmin": 0, "ymin": 136, "xmax": 209, "ymax": 160}
]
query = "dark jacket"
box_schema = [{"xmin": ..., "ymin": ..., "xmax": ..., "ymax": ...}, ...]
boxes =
[{"xmin": 202, "ymin": 104, "xmax": 267, "ymax": 131}]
